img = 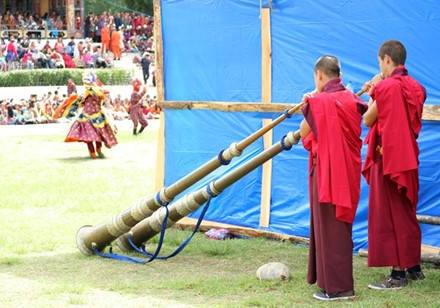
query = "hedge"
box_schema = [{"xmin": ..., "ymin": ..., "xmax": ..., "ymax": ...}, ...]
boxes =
[{"xmin": 0, "ymin": 68, "xmax": 132, "ymax": 87}]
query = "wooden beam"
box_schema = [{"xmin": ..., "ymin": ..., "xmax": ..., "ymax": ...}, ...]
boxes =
[
  {"xmin": 422, "ymin": 105, "xmax": 440, "ymax": 121},
  {"xmin": 175, "ymin": 217, "xmax": 309, "ymax": 245},
  {"xmin": 159, "ymin": 101, "xmax": 440, "ymax": 121},
  {"xmin": 260, "ymin": 8, "xmax": 272, "ymax": 228},
  {"xmin": 358, "ymin": 248, "xmax": 440, "ymax": 265}
]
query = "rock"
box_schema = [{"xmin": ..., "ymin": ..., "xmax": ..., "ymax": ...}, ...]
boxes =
[{"xmin": 256, "ymin": 262, "xmax": 290, "ymax": 281}]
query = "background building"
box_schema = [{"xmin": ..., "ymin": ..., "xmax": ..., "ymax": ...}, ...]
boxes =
[{"xmin": 1, "ymin": 0, "xmax": 83, "ymax": 38}]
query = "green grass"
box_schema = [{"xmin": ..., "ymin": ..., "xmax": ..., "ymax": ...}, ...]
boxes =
[{"xmin": 0, "ymin": 122, "xmax": 439, "ymax": 307}]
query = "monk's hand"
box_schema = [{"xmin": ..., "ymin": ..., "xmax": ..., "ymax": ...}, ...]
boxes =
[
  {"xmin": 363, "ymin": 73, "xmax": 384, "ymax": 96},
  {"xmin": 371, "ymin": 72, "xmax": 385, "ymax": 84},
  {"xmin": 302, "ymin": 89, "xmax": 317, "ymax": 103}
]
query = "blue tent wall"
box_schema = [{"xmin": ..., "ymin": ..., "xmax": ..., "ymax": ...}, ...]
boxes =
[{"xmin": 159, "ymin": 0, "xmax": 440, "ymax": 251}]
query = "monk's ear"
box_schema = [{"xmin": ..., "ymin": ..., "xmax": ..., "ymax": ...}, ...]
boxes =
[
  {"xmin": 384, "ymin": 54, "xmax": 392, "ymax": 65},
  {"xmin": 315, "ymin": 70, "xmax": 323, "ymax": 81}
]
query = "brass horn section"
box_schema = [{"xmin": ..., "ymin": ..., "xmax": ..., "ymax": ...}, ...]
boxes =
[
  {"xmin": 76, "ymin": 102, "xmax": 303, "ymax": 256},
  {"xmin": 116, "ymin": 131, "xmax": 300, "ymax": 251}
]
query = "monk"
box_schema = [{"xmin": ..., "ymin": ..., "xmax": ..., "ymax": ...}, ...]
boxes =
[
  {"xmin": 101, "ymin": 22, "xmax": 110, "ymax": 53},
  {"xmin": 362, "ymin": 40, "xmax": 426, "ymax": 290},
  {"xmin": 110, "ymin": 26, "xmax": 122, "ymax": 60},
  {"xmin": 299, "ymin": 55, "xmax": 367, "ymax": 301}
]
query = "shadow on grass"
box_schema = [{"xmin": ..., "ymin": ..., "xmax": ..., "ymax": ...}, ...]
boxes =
[{"xmin": 55, "ymin": 156, "xmax": 108, "ymax": 163}]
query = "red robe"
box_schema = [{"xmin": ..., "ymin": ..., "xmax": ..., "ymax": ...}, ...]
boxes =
[
  {"xmin": 362, "ymin": 66, "xmax": 426, "ymax": 268},
  {"xmin": 303, "ymin": 79, "xmax": 367, "ymax": 223},
  {"xmin": 302, "ymin": 78, "xmax": 367, "ymax": 293}
]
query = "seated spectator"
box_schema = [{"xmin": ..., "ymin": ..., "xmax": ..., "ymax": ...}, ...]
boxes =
[
  {"xmin": 0, "ymin": 103, "xmax": 6, "ymax": 125},
  {"xmin": 93, "ymin": 46, "xmax": 109, "ymax": 68},
  {"xmin": 31, "ymin": 48, "xmax": 49, "ymax": 68},
  {"xmin": 47, "ymin": 48, "xmax": 65, "ymax": 68},
  {"xmin": 82, "ymin": 49, "xmax": 95, "ymax": 68},
  {"xmin": 42, "ymin": 40, "xmax": 52, "ymax": 53},
  {"xmin": 62, "ymin": 48, "xmax": 75, "ymax": 68},
  {"xmin": 53, "ymin": 36, "xmax": 64, "ymax": 54},
  {"xmin": 150, "ymin": 95, "xmax": 161, "ymax": 114},
  {"xmin": 40, "ymin": 101, "xmax": 55, "ymax": 123},
  {"xmin": 6, "ymin": 103, "xmax": 17, "ymax": 125},
  {"xmin": 113, "ymin": 100, "xmax": 129, "ymax": 120},
  {"xmin": 66, "ymin": 37, "xmax": 76, "ymax": 57},
  {"xmin": 16, "ymin": 109, "xmax": 26, "ymax": 125},
  {"xmin": 25, "ymin": 101, "xmax": 39, "ymax": 124},
  {"xmin": 21, "ymin": 49, "xmax": 34, "ymax": 69},
  {"xmin": 77, "ymin": 40, "xmax": 85, "ymax": 58},
  {"xmin": 0, "ymin": 55, "xmax": 7, "ymax": 71}
]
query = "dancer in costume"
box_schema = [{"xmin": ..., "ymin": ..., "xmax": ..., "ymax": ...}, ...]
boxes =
[
  {"xmin": 129, "ymin": 78, "xmax": 149, "ymax": 135},
  {"xmin": 54, "ymin": 70, "xmax": 118, "ymax": 159}
]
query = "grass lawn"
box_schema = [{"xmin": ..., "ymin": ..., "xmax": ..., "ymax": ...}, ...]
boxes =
[{"xmin": 0, "ymin": 120, "xmax": 439, "ymax": 307}]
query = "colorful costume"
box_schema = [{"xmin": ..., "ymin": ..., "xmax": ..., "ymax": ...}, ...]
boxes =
[
  {"xmin": 129, "ymin": 78, "xmax": 148, "ymax": 135},
  {"xmin": 362, "ymin": 66, "xmax": 426, "ymax": 269},
  {"xmin": 301, "ymin": 78, "xmax": 367, "ymax": 294},
  {"xmin": 54, "ymin": 71, "xmax": 117, "ymax": 159}
]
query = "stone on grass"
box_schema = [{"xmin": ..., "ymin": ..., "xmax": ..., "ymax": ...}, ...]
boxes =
[{"xmin": 256, "ymin": 262, "xmax": 290, "ymax": 281}]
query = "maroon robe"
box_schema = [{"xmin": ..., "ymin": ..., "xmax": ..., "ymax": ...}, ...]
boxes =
[
  {"xmin": 129, "ymin": 89, "xmax": 148, "ymax": 128},
  {"xmin": 302, "ymin": 78, "xmax": 367, "ymax": 293},
  {"xmin": 362, "ymin": 66, "xmax": 426, "ymax": 268}
]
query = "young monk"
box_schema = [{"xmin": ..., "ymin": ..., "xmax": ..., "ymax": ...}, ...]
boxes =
[
  {"xmin": 299, "ymin": 55, "xmax": 367, "ymax": 301},
  {"xmin": 361, "ymin": 40, "xmax": 426, "ymax": 290}
]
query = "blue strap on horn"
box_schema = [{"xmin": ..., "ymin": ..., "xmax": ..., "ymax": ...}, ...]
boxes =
[
  {"xmin": 129, "ymin": 184, "xmax": 214, "ymax": 262},
  {"xmin": 280, "ymin": 134, "xmax": 293, "ymax": 151},
  {"xmin": 283, "ymin": 108, "xmax": 292, "ymax": 118},
  {"xmin": 217, "ymin": 149, "xmax": 231, "ymax": 165},
  {"xmin": 92, "ymin": 246, "xmax": 147, "ymax": 264}
]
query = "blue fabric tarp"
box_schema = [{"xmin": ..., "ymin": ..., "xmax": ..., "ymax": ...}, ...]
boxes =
[{"xmin": 159, "ymin": 0, "xmax": 440, "ymax": 251}]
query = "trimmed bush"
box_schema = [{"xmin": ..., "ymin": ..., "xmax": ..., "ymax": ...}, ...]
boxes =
[{"xmin": 0, "ymin": 68, "xmax": 132, "ymax": 87}]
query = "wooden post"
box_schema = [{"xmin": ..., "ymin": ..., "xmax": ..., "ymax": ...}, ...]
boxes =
[
  {"xmin": 66, "ymin": 0, "xmax": 76, "ymax": 37},
  {"xmin": 259, "ymin": 8, "xmax": 272, "ymax": 228},
  {"xmin": 154, "ymin": 0, "xmax": 166, "ymax": 192}
]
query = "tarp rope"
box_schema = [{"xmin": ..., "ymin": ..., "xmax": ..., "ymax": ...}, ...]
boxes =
[{"xmin": 92, "ymin": 184, "xmax": 214, "ymax": 264}]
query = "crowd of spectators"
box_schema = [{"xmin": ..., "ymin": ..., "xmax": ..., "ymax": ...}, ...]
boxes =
[
  {"xmin": 0, "ymin": 10, "xmax": 155, "ymax": 71},
  {"xmin": 0, "ymin": 86, "xmax": 160, "ymax": 126},
  {"xmin": 0, "ymin": 9, "xmax": 159, "ymax": 126}
]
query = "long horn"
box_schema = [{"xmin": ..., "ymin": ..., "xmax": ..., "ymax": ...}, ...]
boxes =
[
  {"xmin": 76, "ymin": 102, "xmax": 304, "ymax": 256},
  {"xmin": 115, "ymin": 130, "xmax": 300, "ymax": 251}
]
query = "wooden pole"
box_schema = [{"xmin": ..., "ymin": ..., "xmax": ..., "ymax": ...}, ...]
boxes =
[
  {"xmin": 417, "ymin": 214, "xmax": 440, "ymax": 225},
  {"xmin": 260, "ymin": 7, "xmax": 272, "ymax": 228},
  {"xmin": 153, "ymin": 0, "xmax": 166, "ymax": 192}
]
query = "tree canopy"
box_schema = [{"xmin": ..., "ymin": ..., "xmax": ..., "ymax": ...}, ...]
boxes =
[{"xmin": 85, "ymin": 0, "xmax": 153, "ymax": 16}]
